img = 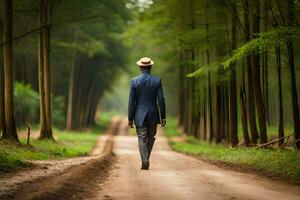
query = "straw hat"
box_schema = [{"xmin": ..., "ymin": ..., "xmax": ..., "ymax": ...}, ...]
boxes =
[{"xmin": 136, "ymin": 57, "xmax": 154, "ymax": 66}]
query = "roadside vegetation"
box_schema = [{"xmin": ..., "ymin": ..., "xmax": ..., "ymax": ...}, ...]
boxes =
[
  {"xmin": 0, "ymin": 113, "xmax": 111, "ymax": 172},
  {"xmin": 165, "ymin": 118, "xmax": 300, "ymax": 182}
]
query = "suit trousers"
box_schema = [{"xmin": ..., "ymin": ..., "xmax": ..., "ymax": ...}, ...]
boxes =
[{"xmin": 136, "ymin": 124, "xmax": 157, "ymax": 163}]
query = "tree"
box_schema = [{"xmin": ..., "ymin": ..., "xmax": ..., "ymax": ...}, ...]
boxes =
[
  {"xmin": 228, "ymin": 0, "xmax": 238, "ymax": 147},
  {"xmin": 2, "ymin": 0, "xmax": 18, "ymax": 141},
  {"xmin": 38, "ymin": 0, "xmax": 53, "ymax": 140},
  {"xmin": 244, "ymin": 0, "xmax": 259, "ymax": 145},
  {"xmin": 286, "ymin": 0, "xmax": 300, "ymax": 149},
  {"xmin": 0, "ymin": 19, "xmax": 4, "ymax": 134}
]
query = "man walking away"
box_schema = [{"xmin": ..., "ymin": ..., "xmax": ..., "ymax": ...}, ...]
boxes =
[{"xmin": 128, "ymin": 57, "xmax": 166, "ymax": 170}]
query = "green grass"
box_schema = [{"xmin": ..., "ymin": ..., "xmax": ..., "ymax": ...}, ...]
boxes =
[
  {"xmin": 0, "ymin": 114, "xmax": 112, "ymax": 172},
  {"xmin": 164, "ymin": 117, "xmax": 181, "ymax": 137},
  {"xmin": 166, "ymin": 118, "xmax": 300, "ymax": 182}
]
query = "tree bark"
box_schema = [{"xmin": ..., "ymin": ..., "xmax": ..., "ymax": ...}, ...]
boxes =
[
  {"xmin": 0, "ymin": 20, "xmax": 5, "ymax": 134},
  {"xmin": 244, "ymin": 0, "xmax": 259, "ymax": 144},
  {"xmin": 229, "ymin": 0, "xmax": 238, "ymax": 146},
  {"xmin": 252, "ymin": 0, "xmax": 267, "ymax": 144},
  {"xmin": 66, "ymin": 30, "xmax": 79, "ymax": 130},
  {"xmin": 286, "ymin": 0, "xmax": 300, "ymax": 149},
  {"xmin": 240, "ymin": 63, "xmax": 250, "ymax": 146},
  {"xmin": 2, "ymin": 0, "xmax": 18, "ymax": 141},
  {"xmin": 215, "ymin": 82, "xmax": 222, "ymax": 143},
  {"xmin": 263, "ymin": 0, "xmax": 270, "ymax": 124},
  {"xmin": 275, "ymin": 47, "xmax": 284, "ymax": 146},
  {"xmin": 43, "ymin": 2, "xmax": 53, "ymax": 138},
  {"xmin": 38, "ymin": 0, "xmax": 53, "ymax": 139}
]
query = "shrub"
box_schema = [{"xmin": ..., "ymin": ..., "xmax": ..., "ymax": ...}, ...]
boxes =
[
  {"xmin": 14, "ymin": 82, "xmax": 39, "ymax": 126},
  {"xmin": 51, "ymin": 95, "xmax": 66, "ymax": 128}
]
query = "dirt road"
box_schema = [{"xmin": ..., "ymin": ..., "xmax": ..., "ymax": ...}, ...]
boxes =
[
  {"xmin": 99, "ymin": 128, "xmax": 300, "ymax": 200},
  {"xmin": 1, "ymin": 117, "xmax": 300, "ymax": 200}
]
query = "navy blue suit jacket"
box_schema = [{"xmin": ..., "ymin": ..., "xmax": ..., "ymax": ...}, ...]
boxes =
[{"xmin": 128, "ymin": 70, "xmax": 166, "ymax": 127}]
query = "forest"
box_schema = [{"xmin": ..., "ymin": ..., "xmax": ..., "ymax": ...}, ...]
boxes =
[
  {"xmin": 0, "ymin": 0, "xmax": 300, "ymax": 199},
  {"xmin": 126, "ymin": 0, "xmax": 300, "ymax": 148},
  {"xmin": 1, "ymin": 0, "xmax": 299, "ymax": 145},
  {"xmin": 0, "ymin": 0, "xmax": 300, "ymax": 148},
  {"xmin": 0, "ymin": 0, "xmax": 130, "ymax": 141}
]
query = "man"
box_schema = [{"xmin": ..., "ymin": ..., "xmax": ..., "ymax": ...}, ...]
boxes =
[{"xmin": 128, "ymin": 57, "xmax": 166, "ymax": 170}]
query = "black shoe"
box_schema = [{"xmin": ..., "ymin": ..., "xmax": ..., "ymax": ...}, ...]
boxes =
[{"xmin": 141, "ymin": 162, "xmax": 149, "ymax": 170}]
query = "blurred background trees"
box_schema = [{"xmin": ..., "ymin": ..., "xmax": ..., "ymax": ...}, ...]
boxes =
[
  {"xmin": 123, "ymin": 0, "xmax": 300, "ymax": 148},
  {"xmin": 0, "ymin": 0, "xmax": 300, "ymax": 149},
  {"xmin": 0, "ymin": 0, "xmax": 130, "ymax": 141}
]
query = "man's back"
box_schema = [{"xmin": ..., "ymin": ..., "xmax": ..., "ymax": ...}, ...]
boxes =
[{"xmin": 128, "ymin": 69, "xmax": 166, "ymax": 127}]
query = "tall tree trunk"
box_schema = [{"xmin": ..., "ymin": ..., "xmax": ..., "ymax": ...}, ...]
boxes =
[
  {"xmin": 286, "ymin": 0, "xmax": 300, "ymax": 149},
  {"xmin": 66, "ymin": 31, "xmax": 79, "ymax": 130},
  {"xmin": 252, "ymin": 0, "xmax": 267, "ymax": 144},
  {"xmin": 208, "ymin": 71, "xmax": 213, "ymax": 142},
  {"xmin": 2, "ymin": 0, "xmax": 18, "ymax": 141},
  {"xmin": 229, "ymin": 0, "xmax": 238, "ymax": 146},
  {"xmin": 205, "ymin": 21, "xmax": 214, "ymax": 142},
  {"xmin": 263, "ymin": 0, "xmax": 270, "ymax": 125},
  {"xmin": 0, "ymin": 20, "xmax": 5, "ymax": 134},
  {"xmin": 203, "ymin": 87, "xmax": 207, "ymax": 140},
  {"xmin": 223, "ymin": 86, "xmax": 230, "ymax": 143},
  {"xmin": 275, "ymin": 47, "xmax": 284, "ymax": 146},
  {"xmin": 244, "ymin": 0, "xmax": 259, "ymax": 144},
  {"xmin": 38, "ymin": 0, "xmax": 49, "ymax": 139},
  {"xmin": 240, "ymin": 63, "xmax": 250, "ymax": 146},
  {"xmin": 215, "ymin": 82, "xmax": 222, "ymax": 143},
  {"xmin": 178, "ymin": 52, "xmax": 185, "ymax": 127},
  {"xmin": 43, "ymin": 0, "xmax": 53, "ymax": 139}
]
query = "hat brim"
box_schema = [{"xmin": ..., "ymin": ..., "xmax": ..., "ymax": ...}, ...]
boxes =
[{"xmin": 136, "ymin": 60, "xmax": 154, "ymax": 66}]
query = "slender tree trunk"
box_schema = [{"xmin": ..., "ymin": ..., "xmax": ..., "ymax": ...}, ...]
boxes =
[
  {"xmin": 252, "ymin": 0, "xmax": 267, "ymax": 144},
  {"xmin": 2, "ymin": 0, "xmax": 18, "ymax": 141},
  {"xmin": 240, "ymin": 63, "xmax": 250, "ymax": 146},
  {"xmin": 206, "ymin": 31, "xmax": 214, "ymax": 142},
  {"xmin": 208, "ymin": 71, "xmax": 213, "ymax": 142},
  {"xmin": 229, "ymin": 0, "xmax": 238, "ymax": 146},
  {"xmin": 275, "ymin": 47, "xmax": 284, "ymax": 146},
  {"xmin": 38, "ymin": 0, "xmax": 49, "ymax": 139},
  {"xmin": 66, "ymin": 31, "xmax": 79, "ymax": 130},
  {"xmin": 244, "ymin": 0, "xmax": 259, "ymax": 144},
  {"xmin": 263, "ymin": 0, "xmax": 270, "ymax": 125},
  {"xmin": 215, "ymin": 82, "xmax": 222, "ymax": 143},
  {"xmin": 286, "ymin": 0, "xmax": 300, "ymax": 149},
  {"xmin": 178, "ymin": 52, "xmax": 185, "ymax": 126},
  {"xmin": 203, "ymin": 87, "xmax": 207, "ymax": 140},
  {"xmin": 223, "ymin": 86, "xmax": 230, "ymax": 143},
  {"xmin": 0, "ymin": 25, "xmax": 5, "ymax": 134},
  {"xmin": 43, "ymin": 0, "xmax": 53, "ymax": 139}
]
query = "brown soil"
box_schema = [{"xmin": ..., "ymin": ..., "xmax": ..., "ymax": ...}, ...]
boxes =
[
  {"xmin": 0, "ymin": 116, "xmax": 122, "ymax": 200},
  {"xmin": 1, "ymin": 117, "xmax": 300, "ymax": 200}
]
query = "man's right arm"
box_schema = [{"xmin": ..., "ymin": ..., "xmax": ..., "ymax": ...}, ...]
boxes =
[{"xmin": 128, "ymin": 80, "xmax": 136, "ymax": 128}]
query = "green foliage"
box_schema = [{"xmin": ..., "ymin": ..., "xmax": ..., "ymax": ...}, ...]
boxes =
[
  {"xmin": 164, "ymin": 117, "xmax": 181, "ymax": 137},
  {"xmin": 186, "ymin": 61, "xmax": 221, "ymax": 78},
  {"xmin": 53, "ymin": 38, "xmax": 108, "ymax": 58},
  {"xmin": 223, "ymin": 27, "xmax": 299, "ymax": 68},
  {"xmin": 51, "ymin": 96, "xmax": 66, "ymax": 129},
  {"xmin": 14, "ymin": 82, "xmax": 39, "ymax": 126}
]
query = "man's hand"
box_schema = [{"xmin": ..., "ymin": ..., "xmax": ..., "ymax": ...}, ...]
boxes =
[
  {"xmin": 161, "ymin": 119, "xmax": 167, "ymax": 127},
  {"xmin": 128, "ymin": 121, "xmax": 134, "ymax": 128}
]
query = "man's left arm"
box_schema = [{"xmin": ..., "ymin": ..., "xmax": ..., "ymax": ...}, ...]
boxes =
[{"xmin": 157, "ymin": 79, "xmax": 166, "ymax": 127}]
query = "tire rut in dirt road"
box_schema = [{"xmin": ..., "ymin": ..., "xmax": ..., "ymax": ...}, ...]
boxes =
[{"xmin": 0, "ymin": 116, "xmax": 124, "ymax": 200}]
